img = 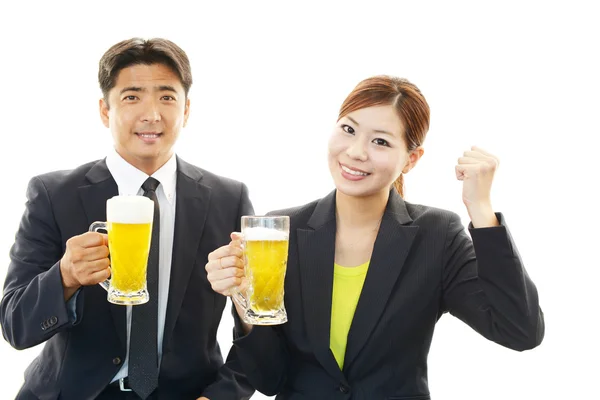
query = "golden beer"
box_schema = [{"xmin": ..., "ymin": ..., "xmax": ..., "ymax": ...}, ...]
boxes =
[
  {"xmin": 246, "ymin": 239, "xmax": 289, "ymax": 312},
  {"xmin": 108, "ymin": 222, "xmax": 152, "ymax": 293},
  {"xmin": 90, "ymin": 195, "xmax": 154, "ymax": 305},
  {"xmin": 234, "ymin": 217, "xmax": 290, "ymax": 325}
]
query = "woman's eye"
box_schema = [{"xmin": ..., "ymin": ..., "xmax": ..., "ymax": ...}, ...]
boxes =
[
  {"xmin": 342, "ymin": 124, "xmax": 355, "ymax": 134},
  {"xmin": 373, "ymin": 138, "xmax": 389, "ymax": 147}
]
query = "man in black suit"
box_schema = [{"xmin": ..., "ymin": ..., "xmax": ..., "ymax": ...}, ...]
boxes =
[{"xmin": 0, "ymin": 38, "xmax": 254, "ymax": 400}]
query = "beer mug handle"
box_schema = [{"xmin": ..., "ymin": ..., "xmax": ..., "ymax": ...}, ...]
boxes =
[
  {"xmin": 231, "ymin": 287, "xmax": 248, "ymax": 309},
  {"xmin": 231, "ymin": 238, "xmax": 248, "ymax": 310},
  {"xmin": 89, "ymin": 221, "xmax": 110, "ymax": 292}
]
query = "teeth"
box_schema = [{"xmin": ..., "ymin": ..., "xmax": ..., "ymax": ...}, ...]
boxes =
[
  {"xmin": 341, "ymin": 165, "xmax": 368, "ymax": 176},
  {"xmin": 139, "ymin": 133, "xmax": 159, "ymax": 138}
]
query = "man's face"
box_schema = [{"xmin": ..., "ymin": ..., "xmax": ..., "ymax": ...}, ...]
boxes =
[{"xmin": 99, "ymin": 63, "xmax": 190, "ymax": 173}]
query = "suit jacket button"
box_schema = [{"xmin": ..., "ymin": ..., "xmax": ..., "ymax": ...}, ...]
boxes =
[
  {"xmin": 112, "ymin": 357, "xmax": 122, "ymax": 365},
  {"xmin": 339, "ymin": 383, "xmax": 350, "ymax": 394},
  {"xmin": 50, "ymin": 316, "xmax": 58, "ymax": 324},
  {"xmin": 40, "ymin": 322, "xmax": 47, "ymax": 331}
]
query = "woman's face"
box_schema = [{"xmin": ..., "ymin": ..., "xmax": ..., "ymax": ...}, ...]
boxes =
[{"xmin": 328, "ymin": 105, "xmax": 422, "ymax": 198}]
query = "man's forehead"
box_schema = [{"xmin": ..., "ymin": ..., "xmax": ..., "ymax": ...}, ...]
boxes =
[{"xmin": 113, "ymin": 63, "xmax": 184, "ymax": 91}]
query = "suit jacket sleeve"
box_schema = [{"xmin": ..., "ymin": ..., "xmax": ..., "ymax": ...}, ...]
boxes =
[
  {"xmin": 441, "ymin": 212, "xmax": 544, "ymax": 351},
  {"xmin": 224, "ymin": 205, "xmax": 291, "ymax": 396},
  {"xmin": 201, "ymin": 182, "xmax": 256, "ymax": 399},
  {"xmin": 1, "ymin": 177, "xmax": 84, "ymax": 350},
  {"xmin": 232, "ymin": 322, "xmax": 289, "ymax": 396}
]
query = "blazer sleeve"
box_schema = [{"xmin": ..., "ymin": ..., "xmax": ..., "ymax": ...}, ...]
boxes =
[
  {"xmin": 207, "ymin": 183, "xmax": 289, "ymax": 397},
  {"xmin": 1, "ymin": 177, "xmax": 84, "ymax": 350},
  {"xmin": 232, "ymin": 321, "xmax": 290, "ymax": 396},
  {"xmin": 441, "ymin": 212, "xmax": 544, "ymax": 351},
  {"xmin": 201, "ymin": 182, "xmax": 256, "ymax": 399}
]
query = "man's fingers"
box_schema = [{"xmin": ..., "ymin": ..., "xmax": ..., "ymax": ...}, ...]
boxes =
[
  {"xmin": 84, "ymin": 267, "xmax": 111, "ymax": 285},
  {"xmin": 69, "ymin": 246, "xmax": 109, "ymax": 264},
  {"xmin": 80, "ymin": 232, "xmax": 107, "ymax": 248},
  {"xmin": 85, "ymin": 258, "xmax": 111, "ymax": 273},
  {"xmin": 67, "ymin": 232, "xmax": 105, "ymax": 249},
  {"xmin": 81, "ymin": 245, "xmax": 110, "ymax": 261}
]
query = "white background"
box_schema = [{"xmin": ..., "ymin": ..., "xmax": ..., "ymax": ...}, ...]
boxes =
[{"xmin": 1, "ymin": 1, "xmax": 598, "ymax": 399}]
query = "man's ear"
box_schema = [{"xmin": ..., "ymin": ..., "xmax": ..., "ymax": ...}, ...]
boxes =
[
  {"xmin": 183, "ymin": 98, "xmax": 191, "ymax": 127},
  {"xmin": 99, "ymin": 98, "xmax": 110, "ymax": 128}
]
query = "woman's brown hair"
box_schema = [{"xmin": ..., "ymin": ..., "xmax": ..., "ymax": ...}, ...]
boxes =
[{"xmin": 338, "ymin": 76, "xmax": 430, "ymax": 197}]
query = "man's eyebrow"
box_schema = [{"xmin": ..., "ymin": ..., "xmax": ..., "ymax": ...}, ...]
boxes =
[
  {"xmin": 119, "ymin": 85, "xmax": 178, "ymax": 95},
  {"xmin": 157, "ymin": 85, "xmax": 177, "ymax": 93},
  {"xmin": 119, "ymin": 86, "xmax": 144, "ymax": 95}
]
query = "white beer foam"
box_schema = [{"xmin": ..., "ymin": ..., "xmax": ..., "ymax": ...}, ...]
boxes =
[
  {"xmin": 107, "ymin": 195, "xmax": 154, "ymax": 224},
  {"xmin": 244, "ymin": 227, "xmax": 288, "ymax": 241}
]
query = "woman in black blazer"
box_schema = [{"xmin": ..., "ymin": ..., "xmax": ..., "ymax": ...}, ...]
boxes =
[{"xmin": 205, "ymin": 76, "xmax": 544, "ymax": 399}]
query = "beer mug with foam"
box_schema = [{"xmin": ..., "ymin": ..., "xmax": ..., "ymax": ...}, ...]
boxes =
[
  {"xmin": 89, "ymin": 195, "xmax": 154, "ymax": 305},
  {"xmin": 233, "ymin": 216, "xmax": 290, "ymax": 325}
]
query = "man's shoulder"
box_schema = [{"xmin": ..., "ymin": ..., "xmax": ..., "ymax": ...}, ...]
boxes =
[
  {"xmin": 178, "ymin": 158, "xmax": 245, "ymax": 192},
  {"xmin": 33, "ymin": 159, "xmax": 103, "ymax": 191},
  {"xmin": 199, "ymin": 167, "xmax": 243, "ymax": 189}
]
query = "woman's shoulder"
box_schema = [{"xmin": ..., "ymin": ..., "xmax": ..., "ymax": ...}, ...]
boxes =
[
  {"xmin": 266, "ymin": 198, "xmax": 321, "ymax": 223},
  {"xmin": 403, "ymin": 200, "xmax": 462, "ymax": 227}
]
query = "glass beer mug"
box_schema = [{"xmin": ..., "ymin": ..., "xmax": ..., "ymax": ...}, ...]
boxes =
[
  {"xmin": 89, "ymin": 195, "xmax": 154, "ymax": 305},
  {"xmin": 233, "ymin": 216, "xmax": 290, "ymax": 325}
]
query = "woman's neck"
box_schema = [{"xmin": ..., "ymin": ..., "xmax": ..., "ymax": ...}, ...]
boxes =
[{"xmin": 335, "ymin": 189, "xmax": 389, "ymax": 230}]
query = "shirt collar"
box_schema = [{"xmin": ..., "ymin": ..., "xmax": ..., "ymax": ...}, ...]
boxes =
[{"xmin": 106, "ymin": 148, "xmax": 177, "ymax": 205}]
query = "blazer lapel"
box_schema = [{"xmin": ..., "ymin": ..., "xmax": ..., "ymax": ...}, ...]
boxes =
[
  {"xmin": 297, "ymin": 191, "xmax": 346, "ymax": 382},
  {"xmin": 162, "ymin": 157, "xmax": 211, "ymax": 352},
  {"xmin": 343, "ymin": 190, "xmax": 419, "ymax": 370},
  {"xmin": 77, "ymin": 159, "xmax": 126, "ymax": 348}
]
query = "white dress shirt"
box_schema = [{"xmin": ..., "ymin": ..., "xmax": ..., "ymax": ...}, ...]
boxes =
[{"xmin": 106, "ymin": 149, "xmax": 177, "ymax": 382}]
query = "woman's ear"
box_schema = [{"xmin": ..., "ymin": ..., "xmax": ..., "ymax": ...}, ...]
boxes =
[{"xmin": 402, "ymin": 146, "xmax": 425, "ymax": 174}]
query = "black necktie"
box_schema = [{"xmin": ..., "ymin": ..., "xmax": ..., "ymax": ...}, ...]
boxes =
[{"xmin": 129, "ymin": 177, "xmax": 160, "ymax": 399}]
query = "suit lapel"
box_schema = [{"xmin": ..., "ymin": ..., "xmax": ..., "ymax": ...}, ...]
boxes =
[
  {"xmin": 162, "ymin": 157, "xmax": 210, "ymax": 352},
  {"xmin": 343, "ymin": 190, "xmax": 418, "ymax": 370},
  {"xmin": 297, "ymin": 191, "xmax": 345, "ymax": 382},
  {"xmin": 77, "ymin": 159, "xmax": 126, "ymax": 348}
]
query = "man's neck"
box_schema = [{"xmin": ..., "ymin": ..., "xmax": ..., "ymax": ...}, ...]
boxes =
[{"xmin": 115, "ymin": 148, "xmax": 172, "ymax": 176}]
